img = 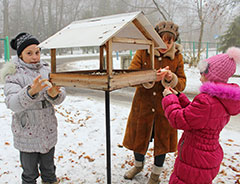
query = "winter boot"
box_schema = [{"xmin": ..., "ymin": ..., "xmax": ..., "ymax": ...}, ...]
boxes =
[
  {"xmin": 147, "ymin": 165, "xmax": 163, "ymax": 184},
  {"xmin": 124, "ymin": 160, "xmax": 144, "ymax": 180},
  {"xmin": 42, "ymin": 179, "xmax": 60, "ymax": 184}
]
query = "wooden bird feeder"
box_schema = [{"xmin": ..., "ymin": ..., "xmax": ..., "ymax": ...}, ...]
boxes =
[
  {"xmin": 39, "ymin": 11, "xmax": 166, "ymax": 184},
  {"xmin": 39, "ymin": 11, "xmax": 166, "ymax": 91}
]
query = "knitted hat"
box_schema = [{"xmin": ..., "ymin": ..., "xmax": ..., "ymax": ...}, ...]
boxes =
[
  {"xmin": 10, "ymin": 32, "xmax": 39, "ymax": 56},
  {"xmin": 198, "ymin": 47, "xmax": 240, "ymax": 83},
  {"xmin": 155, "ymin": 21, "xmax": 179, "ymax": 41}
]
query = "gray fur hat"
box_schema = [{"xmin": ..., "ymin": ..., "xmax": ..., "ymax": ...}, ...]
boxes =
[{"xmin": 155, "ymin": 21, "xmax": 179, "ymax": 41}]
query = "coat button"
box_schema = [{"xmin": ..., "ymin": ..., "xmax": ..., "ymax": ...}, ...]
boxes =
[
  {"xmin": 152, "ymin": 108, "xmax": 155, "ymax": 112},
  {"xmin": 158, "ymin": 57, "xmax": 162, "ymax": 61},
  {"xmin": 144, "ymin": 62, "xmax": 147, "ymax": 65},
  {"xmin": 153, "ymin": 92, "xmax": 156, "ymax": 96}
]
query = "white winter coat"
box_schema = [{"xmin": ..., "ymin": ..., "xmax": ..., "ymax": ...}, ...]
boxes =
[{"xmin": 1, "ymin": 57, "xmax": 66, "ymax": 153}]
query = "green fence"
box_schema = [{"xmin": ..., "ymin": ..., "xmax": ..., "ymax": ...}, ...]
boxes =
[
  {"xmin": 180, "ymin": 41, "xmax": 219, "ymax": 59},
  {"xmin": 0, "ymin": 36, "xmax": 10, "ymax": 62}
]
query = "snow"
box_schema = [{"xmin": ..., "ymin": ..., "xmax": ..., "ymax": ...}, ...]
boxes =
[{"xmin": 0, "ymin": 61, "xmax": 240, "ymax": 184}]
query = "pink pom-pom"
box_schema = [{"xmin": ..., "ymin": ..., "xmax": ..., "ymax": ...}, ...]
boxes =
[{"xmin": 227, "ymin": 47, "xmax": 240, "ymax": 63}]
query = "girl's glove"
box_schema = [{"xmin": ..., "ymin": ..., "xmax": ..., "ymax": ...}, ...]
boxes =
[
  {"xmin": 163, "ymin": 87, "xmax": 180, "ymax": 97},
  {"xmin": 163, "ymin": 87, "xmax": 172, "ymax": 97}
]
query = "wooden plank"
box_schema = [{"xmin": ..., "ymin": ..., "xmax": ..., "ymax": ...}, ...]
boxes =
[
  {"xmin": 150, "ymin": 42, "xmax": 154, "ymax": 69},
  {"xmin": 100, "ymin": 45, "xmax": 104, "ymax": 71},
  {"xmin": 51, "ymin": 78, "xmax": 109, "ymax": 90},
  {"xmin": 49, "ymin": 69, "xmax": 157, "ymax": 91},
  {"xmin": 112, "ymin": 37, "xmax": 152, "ymax": 45},
  {"xmin": 49, "ymin": 73, "xmax": 109, "ymax": 90},
  {"xmin": 50, "ymin": 49, "xmax": 56, "ymax": 73},
  {"xmin": 50, "ymin": 73, "xmax": 107, "ymax": 81},
  {"xmin": 106, "ymin": 39, "xmax": 113, "ymax": 75},
  {"xmin": 109, "ymin": 70, "xmax": 156, "ymax": 91},
  {"xmin": 132, "ymin": 19, "xmax": 158, "ymax": 47}
]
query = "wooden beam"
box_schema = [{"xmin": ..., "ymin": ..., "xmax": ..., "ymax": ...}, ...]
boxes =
[
  {"xmin": 50, "ymin": 49, "xmax": 56, "ymax": 73},
  {"xmin": 100, "ymin": 45, "xmax": 104, "ymax": 71},
  {"xmin": 112, "ymin": 37, "xmax": 152, "ymax": 45},
  {"xmin": 150, "ymin": 42, "xmax": 154, "ymax": 69},
  {"xmin": 132, "ymin": 19, "xmax": 158, "ymax": 47},
  {"xmin": 48, "ymin": 70, "xmax": 157, "ymax": 91},
  {"xmin": 106, "ymin": 39, "xmax": 113, "ymax": 75}
]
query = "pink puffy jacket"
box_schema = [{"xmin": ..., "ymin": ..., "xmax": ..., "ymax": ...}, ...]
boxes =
[{"xmin": 162, "ymin": 82, "xmax": 240, "ymax": 184}]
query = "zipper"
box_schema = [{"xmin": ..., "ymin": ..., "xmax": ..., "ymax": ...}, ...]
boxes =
[{"xmin": 179, "ymin": 139, "xmax": 184, "ymax": 161}]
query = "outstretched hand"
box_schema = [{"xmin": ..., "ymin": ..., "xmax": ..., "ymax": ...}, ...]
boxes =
[
  {"xmin": 28, "ymin": 75, "xmax": 48, "ymax": 96},
  {"xmin": 163, "ymin": 87, "xmax": 179, "ymax": 97}
]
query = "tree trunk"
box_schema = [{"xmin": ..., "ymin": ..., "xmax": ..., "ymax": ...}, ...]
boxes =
[
  {"xmin": 32, "ymin": 0, "xmax": 37, "ymax": 35},
  {"xmin": 48, "ymin": 0, "xmax": 53, "ymax": 36},
  {"xmin": 3, "ymin": 0, "xmax": 9, "ymax": 37},
  {"xmin": 17, "ymin": 0, "xmax": 22, "ymax": 31},
  {"xmin": 58, "ymin": 0, "xmax": 64, "ymax": 30},
  {"xmin": 196, "ymin": 0, "xmax": 203, "ymax": 65},
  {"xmin": 197, "ymin": 20, "xmax": 204, "ymax": 64}
]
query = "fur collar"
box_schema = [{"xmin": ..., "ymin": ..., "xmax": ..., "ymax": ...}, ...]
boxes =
[
  {"xmin": 200, "ymin": 82, "xmax": 240, "ymax": 101},
  {"xmin": 148, "ymin": 43, "xmax": 183, "ymax": 60},
  {"xmin": 0, "ymin": 61, "xmax": 16, "ymax": 83}
]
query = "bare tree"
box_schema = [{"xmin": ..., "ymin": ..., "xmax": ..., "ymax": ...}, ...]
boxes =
[
  {"xmin": 152, "ymin": 0, "xmax": 169, "ymax": 20},
  {"xmin": 2, "ymin": 0, "xmax": 9, "ymax": 37},
  {"xmin": 32, "ymin": 0, "xmax": 38, "ymax": 36},
  {"xmin": 191, "ymin": 0, "xmax": 236, "ymax": 63},
  {"xmin": 47, "ymin": 0, "xmax": 53, "ymax": 36},
  {"xmin": 15, "ymin": 0, "xmax": 22, "ymax": 32}
]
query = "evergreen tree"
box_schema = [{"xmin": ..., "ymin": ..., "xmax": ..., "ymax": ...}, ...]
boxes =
[{"xmin": 218, "ymin": 15, "xmax": 240, "ymax": 52}]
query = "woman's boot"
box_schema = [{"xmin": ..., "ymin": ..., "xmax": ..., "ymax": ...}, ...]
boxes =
[
  {"xmin": 124, "ymin": 160, "xmax": 144, "ymax": 180},
  {"xmin": 147, "ymin": 165, "xmax": 163, "ymax": 184}
]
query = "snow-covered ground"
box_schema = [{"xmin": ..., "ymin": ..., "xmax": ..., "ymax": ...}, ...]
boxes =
[{"xmin": 0, "ymin": 60, "xmax": 240, "ymax": 184}]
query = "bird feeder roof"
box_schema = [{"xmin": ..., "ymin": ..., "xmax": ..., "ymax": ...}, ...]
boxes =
[{"xmin": 39, "ymin": 11, "xmax": 166, "ymax": 51}]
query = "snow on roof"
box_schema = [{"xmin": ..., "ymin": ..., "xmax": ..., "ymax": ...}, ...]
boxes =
[{"xmin": 39, "ymin": 11, "xmax": 166, "ymax": 51}]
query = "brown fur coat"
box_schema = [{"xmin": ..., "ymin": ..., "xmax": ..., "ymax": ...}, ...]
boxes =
[{"xmin": 123, "ymin": 44, "xmax": 186, "ymax": 156}]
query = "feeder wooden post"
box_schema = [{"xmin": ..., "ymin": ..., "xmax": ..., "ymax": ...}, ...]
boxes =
[
  {"xmin": 100, "ymin": 45, "xmax": 104, "ymax": 71},
  {"xmin": 150, "ymin": 42, "xmax": 154, "ymax": 69},
  {"xmin": 106, "ymin": 39, "xmax": 113, "ymax": 75},
  {"xmin": 51, "ymin": 49, "xmax": 56, "ymax": 73}
]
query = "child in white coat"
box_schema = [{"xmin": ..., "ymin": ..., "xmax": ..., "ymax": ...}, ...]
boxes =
[{"xmin": 1, "ymin": 32, "xmax": 66, "ymax": 184}]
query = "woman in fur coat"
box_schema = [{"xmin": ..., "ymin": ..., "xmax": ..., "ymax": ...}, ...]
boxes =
[
  {"xmin": 1, "ymin": 32, "xmax": 66, "ymax": 184},
  {"xmin": 162, "ymin": 47, "xmax": 240, "ymax": 183},
  {"xmin": 123, "ymin": 21, "xmax": 186, "ymax": 184}
]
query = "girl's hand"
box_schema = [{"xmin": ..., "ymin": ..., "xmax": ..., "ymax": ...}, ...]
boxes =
[
  {"xmin": 47, "ymin": 85, "xmax": 61, "ymax": 98},
  {"xmin": 169, "ymin": 87, "xmax": 179, "ymax": 95},
  {"xmin": 28, "ymin": 75, "xmax": 48, "ymax": 96},
  {"xmin": 163, "ymin": 87, "xmax": 173, "ymax": 97},
  {"xmin": 156, "ymin": 66, "xmax": 169, "ymax": 81},
  {"xmin": 163, "ymin": 87, "xmax": 179, "ymax": 97}
]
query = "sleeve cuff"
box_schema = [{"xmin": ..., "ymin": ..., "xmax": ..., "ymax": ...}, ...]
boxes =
[
  {"xmin": 26, "ymin": 85, "xmax": 39, "ymax": 99},
  {"xmin": 142, "ymin": 81, "xmax": 155, "ymax": 89},
  {"xmin": 161, "ymin": 73, "xmax": 178, "ymax": 88}
]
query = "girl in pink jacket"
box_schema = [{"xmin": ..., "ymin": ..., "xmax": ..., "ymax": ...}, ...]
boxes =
[{"xmin": 162, "ymin": 47, "xmax": 240, "ymax": 184}]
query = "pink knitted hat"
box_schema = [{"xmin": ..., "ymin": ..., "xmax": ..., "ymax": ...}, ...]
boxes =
[{"xmin": 198, "ymin": 47, "xmax": 240, "ymax": 83}]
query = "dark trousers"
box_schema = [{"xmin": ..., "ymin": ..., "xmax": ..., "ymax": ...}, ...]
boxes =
[
  {"xmin": 134, "ymin": 152, "xmax": 166, "ymax": 167},
  {"xmin": 20, "ymin": 147, "xmax": 57, "ymax": 184},
  {"xmin": 133, "ymin": 121, "xmax": 166, "ymax": 167}
]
